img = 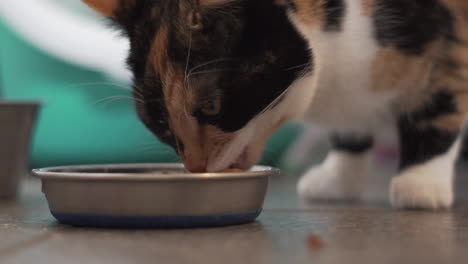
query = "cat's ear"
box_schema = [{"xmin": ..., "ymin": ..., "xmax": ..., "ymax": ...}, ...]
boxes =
[{"xmin": 82, "ymin": 0, "xmax": 118, "ymax": 17}]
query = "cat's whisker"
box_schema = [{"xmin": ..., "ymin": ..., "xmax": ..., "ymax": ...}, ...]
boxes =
[
  {"xmin": 65, "ymin": 82, "xmax": 146, "ymax": 102},
  {"xmin": 137, "ymin": 143, "xmax": 176, "ymax": 153},
  {"xmin": 139, "ymin": 149, "xmax": 178, "ymax": 156},
  {"xmin": 167, "ymin": 156, "xmax": 183, "ymax": 163},
  {"xmin": 186, "ymin": 68, "xmax": 235, "ymax": 79},
  {"xmin": 140, "ymin": 149, "xmax": 173, "ymax": 154},
  {"xmin": 65, "ymin": 82, "xmax": 131, "ymax": 90},
  {"xmin": 138, "ymin": 144, "xmax": 172, "ymax": 151},
  {"xmin": 184, "ymin": 31, "xmax": 193, "ymax": 90},
  {"xmin": 94, "ymin": 95, "xmax": 144, "ymax": 106},
  {"xmin": 139, "ymin": 148, "xmax": 170, "ymax": 153},
  {"xmin": 131, "ymin": 86, "xmax": 145, "ymax": 99},
  {"xmin": 211, "ymin": 5, "xmax": 240, "ymax": 19},
  {"xmin": 256, "ymin": 88, "xmax": 290, "ymax": 117},
  {"xmin": 133, "ymin": 84, "xmax": 145, "ymax": 93},
  {"xmin": 182, "ymin": 103, "xmax": 191, "ymax": 120},
  {"xmin": 174, "ymin": 137, "xmax": 183, "ymax": 156},
  {"xmin": 187, "ymin": 58, "xmax": 238, "ymax": 77},
  {"xmin": 285, "ymin": 62, "xmax": 313, "ymax": 71}
]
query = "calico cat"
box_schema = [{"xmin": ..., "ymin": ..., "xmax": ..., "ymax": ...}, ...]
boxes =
[{"xmin": 82, "ymin": 0, "xmax": 468, "ymax": 210}]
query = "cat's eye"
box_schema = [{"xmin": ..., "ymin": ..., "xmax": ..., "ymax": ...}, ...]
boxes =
[
  {"xmin": 188, "ymin": 11, "xmax": 203, "ymax": 30},
  {"xmin": 201, "ymin": 100, "xmax": 221, "ymax": 116}
]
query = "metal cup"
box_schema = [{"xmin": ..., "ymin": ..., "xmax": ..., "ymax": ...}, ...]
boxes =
[{"xmin": 0, "ymin": 101, "xmax": 40, "ymax": 199}]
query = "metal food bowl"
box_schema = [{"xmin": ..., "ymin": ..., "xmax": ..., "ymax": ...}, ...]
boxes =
[{"xmin": 32, "ymin": 163, "xmax": 279, "ymax": 228}]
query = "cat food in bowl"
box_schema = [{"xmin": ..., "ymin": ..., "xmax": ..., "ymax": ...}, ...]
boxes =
[{"xmin": 32, "ymin": 163, "xmax": 279, "ymax": 228}]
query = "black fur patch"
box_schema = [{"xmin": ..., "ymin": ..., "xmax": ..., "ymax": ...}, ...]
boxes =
[
  {"xmin": 134, "ymin": 75, "xmax": 176, "ymax": 149},
  {"xmin": 323, "ymin": 0, "xmax": 345, "ymax": 32},
  {"xmin": 398, "ymin": 122, "xmax": 458, "ymax": 170},
  {"xmin": 331, "ymin": 133, "xmax": 374, "ymax": 153},
  {"xmin": 373, "ymin": 0, "xmax": 453, "ymax": 55},
  {"xmin": 188, "ymin": 0, "xmax": 310, "ymax": 132},
  {"xmin": 115, "ymin": 1, "xmax": 164, "ymax": 80},
  {"xmin": 459, "ymin": 130, "xmax": 468, "ymax": 160},
  {"xmin": 405, "ymin": 91, "xmax": 457, "ymax": 123},
  {"xmin": 398, "ymin": 91, "xmax": 459, "ymax": 170}
]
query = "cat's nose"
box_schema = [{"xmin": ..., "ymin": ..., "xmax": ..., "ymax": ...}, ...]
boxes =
[
  {"xmin": 184, "ymin": 163, "xmax": 206, "ymax": 173},
  {"xmin": 179, "ymin": 148, "xmax": 207, "ymax": 172},
  {"xmin": 186, "ymin": 165, "xmax": 206, "ymax": 173},
  {"xmin": 182, "ymin": 157, "xmax": 207, "ymax": 172}
]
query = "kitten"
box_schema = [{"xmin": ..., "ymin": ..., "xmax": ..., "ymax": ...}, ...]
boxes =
[
  {"xmin": 285, "ymin": 0, "xmax": 468, "ymax": 210},
  {"xmin": 82, "ymin": 0, "xmax": 468, "ymax": 210}
]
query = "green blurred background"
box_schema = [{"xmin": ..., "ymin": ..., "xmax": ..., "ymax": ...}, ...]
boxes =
[{"xmin": 0, "ymin": 16, "xmax": 303, "ymax": 169}]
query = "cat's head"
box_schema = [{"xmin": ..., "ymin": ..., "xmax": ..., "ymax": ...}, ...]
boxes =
[{"xmin": 83, "ymin": 0, "xmax": 309, "ymax": 172}]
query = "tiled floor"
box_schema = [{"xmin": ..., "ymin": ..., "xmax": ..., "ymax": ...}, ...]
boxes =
[{"xmin": 1, "ymin": 164, "xmax": 468, "ymax": 264}]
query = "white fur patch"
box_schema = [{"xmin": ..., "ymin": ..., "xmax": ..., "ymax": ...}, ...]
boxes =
[
  {"xmin": 206, "ymin": 125, "xmax": 254, "ymax": 172},
  {"xmin": 206, "ymin": 71, "xmax": 316, "ymax": 171},
  {"xmin": 297, "ymin": 151, "xmax": 372, "ymax": 200},
  {"xmin": 390, "ymin": 138, "xmax": 461, "ymax": 209},
  {"xmin": 289, "ymin": 0, "xmax": 397, "ymax": 132}
]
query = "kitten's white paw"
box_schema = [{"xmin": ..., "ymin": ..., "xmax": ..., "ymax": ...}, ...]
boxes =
[
  {"xmin": 297, "ymin": 152, "xmax": 370, "ymax": 201},
  {"xmin": 390, "ymin": 168, "xmax": 454, "ymax": 210},
  {"xmin": 297, "ymin": 153, "xmax": 369, "ymax": 200},
  {"xmin": 297, "ymin": 165, "xmax": 363, "ymax": 200}
]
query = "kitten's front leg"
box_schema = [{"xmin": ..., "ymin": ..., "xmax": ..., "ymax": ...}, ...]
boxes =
[
  {"xmin": 297, "ymin": 133, "xmax": 373, "ymax": 200},
  {"xmin": 390, "ymin": 116, "xmax": 461, "ymax": 210}
]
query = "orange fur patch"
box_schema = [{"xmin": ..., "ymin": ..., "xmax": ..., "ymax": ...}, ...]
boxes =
[
  {"xmin": 293, "ymin": 0, "xmax": 325, "ymax": 26},
  {"xmin": 82, "ymin": 0, "xmax": 117, "ymax": 17},
  {"xmin": 361, "ymin": 0, "xmax": 374, "ymax": 16},
  {"xmin": 150, "ymin": 25, "xmax": 170, "ymax": 76},
  {"xmin": 150, "ymin": 25, "xmax": 191, "ymax": 151},
  {"xmin": 425, "ymin": 4, "xmax": 468, "ymax": 131},
  {"xmin": 371, "ymin": 48, "xmax": 434, "ymax": 109},
  {"xmin": 371, "ymin": 39, "xmax": 447, "ymax": 112}
]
